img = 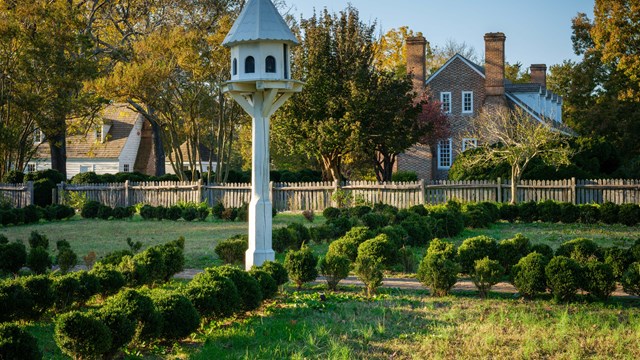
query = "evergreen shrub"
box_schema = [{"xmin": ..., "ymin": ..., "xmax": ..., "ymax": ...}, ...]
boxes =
[
  {"xmin": 284, "ymin": 246, "xmax": 318, "ymax": 290},
  {"xmin": 545, "ymin": 256, "xmax": 582, "ymax": 302},
  {"xmin": 457, "ymin": 236, "xmax": 498, "ymax": 274},
  {"xmin": 511, "ymin": 252, "xmax": 549, "ymax": 299}
]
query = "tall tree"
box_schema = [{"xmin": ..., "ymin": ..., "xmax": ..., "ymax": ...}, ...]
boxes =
[
  {"xmin": 273, "ymin": 7, "xmax": 377, "ymax": 181},
  {"xmin": 374, "ymin": 26, "xmax": 427, "ymax": 77},
  {"xmin": 426, "ymin": 39, "xmax": 479, "ymax": 76}
]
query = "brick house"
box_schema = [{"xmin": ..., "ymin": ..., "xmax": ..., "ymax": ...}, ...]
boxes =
[{"xmin": 396, "ymin": 32, "xmax": 564, "ymax": 180}]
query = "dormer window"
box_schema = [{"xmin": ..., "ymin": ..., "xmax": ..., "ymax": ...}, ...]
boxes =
[
  {"xmin": 265, "ymin": 56, "xmax": 276, "ymax": 73},
  {"xmin": 245, "ymin": 56, "xmax": 255, "ymax": 73},
  {"xmin": 232, "ymin": 58, "xmax": 238, "ymax": 75},
  {"xmin": 95, "ymin": 126, "xmax": 103, "ymax": 143},
  {"xmin": 33, "ymin": 128, "xmax": 44, "ymax": 144}
]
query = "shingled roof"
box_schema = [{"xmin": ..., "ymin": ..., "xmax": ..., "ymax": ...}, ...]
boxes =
[
  {"xmin": 35, "ymin": 103, "xmax": 143, "ymax": 160},
  {"xmin": 222, "ymin": 0, "xmax": 298, "ymax": 47}
]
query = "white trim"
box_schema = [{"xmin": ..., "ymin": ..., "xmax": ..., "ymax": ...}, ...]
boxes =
[
  {"xmin": 504, "ymin": 92, "xmax": 543, "ymax": 123},
  {"xmin": 426, "ymin": 54, "xmax": 486, "ymax": 84},
  {"xmin": 440, "ymin": 92, "xmax": 452, "ymax": 114},
  {"xmin": 462, "ymin": 91, "xmax": 474, "ymax": 114},
  {"xmin": 462, "ymin": 138, "xmax": 478, "ymax": 152},
  {"xmin": 437, "ymin": 138, "xmax": 453, "ymax": 169}
]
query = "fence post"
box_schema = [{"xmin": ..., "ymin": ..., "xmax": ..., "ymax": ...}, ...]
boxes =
[
  {"xmin": 332, "ymin": 180, "xmax": 340, "ymax": 207},
  {"xmin": 27, "ymin": 181, "xmax": 34, "ymax": 206},
  {"xmin": 419, "ymin": 179, "xmax": 425, "ymax": 204},
  {"xmin": 496, "ymin": 177, "xmax": 502, "ymax": 203},
  {"xmin": 57, "ymin": 182, "xmax": 65, "ymax": 205},
  {"xmin": 571, "ymin": 177, "xmax": 577, "ymax": 204},
  {"xmin": 197, "ymin": 178, "xmax": 203, "ymax": 203},
  {"xmin": 124, "ymin": 180, "xmax": 130, "ymax": 207}
]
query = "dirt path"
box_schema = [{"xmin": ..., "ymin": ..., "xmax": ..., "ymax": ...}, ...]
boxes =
[{"xmin": 174, "ymin": 269, "xmax": 635, "ymax": 298}]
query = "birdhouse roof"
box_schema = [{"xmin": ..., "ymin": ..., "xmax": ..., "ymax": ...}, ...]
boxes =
[{"xmin": 222, "ymin": 0, "xmax": 298, "ymax": 47}]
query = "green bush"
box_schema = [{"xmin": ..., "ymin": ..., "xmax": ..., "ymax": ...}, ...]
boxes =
[
  {"xmin": 197, "ymin": 204, "xmax": 210, "ymax": 221},
  {"xmin": 537, "ymin": 200, "xmax": 561, "ymax": 223},
  {"xmin": 272, "ymin": 227, "xmax": 298, "ymax": 253},
  {"xmin": 472, "ymin": 257, "xmax": 504, "ymax": 298},
  {"xmin": 599, "ymin": 202, "xmax": 620, "ymax": 224},
  {"xmin": 287, "ymin": 222, "xmax": 311, "ymax": 247},
  {"xmin": 27, "ymin": 246, "xmax": 51, "ymax": 274},
  {"xmin": 480, "ymin": 202, "xmax": 500, "ymax": 222},
  {"xmin": 354, "ymin": 253, "xmax": 383, "ymax": 297},
  {"xmin": 0, "ymin": 241, "xmax": 27, "ymax": 275},
  {"xmin": 326, "ymin": 216, "xmax": 354, "ymax": 237},
  {"xmin": 408, "ymin": 204, "xmax": 428, "ymax": 217},
  {"xmin": 236, "ymin": 203, "xmax": 249, "ymax": 222},
  {"xmin": 284, "ymin": 246, "xmax": 318, "ymax": 290},
  {"xmin": 430, "ymin": 209, "xmax": 465, "ymax": 238},
  {"xmin": 427, "ymin": 238, "xmax": 457, "ymax": 261},
  {"xmin": 211, "ymin": 202, "xmax": 225, "ymax": 219},
  {"xmin": 112, "ymin": 206, "xmax": 134, "ymax": 219},
  {"xmin": 621, "ymin": 262, "xmax": 640, "ymax": 296},
  {"xmin": 0, "ymin": 323, "xmax": 42, "ymax": 360},
  {"xmin": 463, "ymin": 203, "xmax": 493, "ymax": 228},
  {"xmin": 207, "ymin": 265, "xmax": 263, "ymax": 311},
  {"xmin": 56, "ymin": 247, "xmax": 77, "ymax": 274},
  {"xmin": 545, "ymin": 256, "xmax": 582, "ymax": 302},
  {"xmin": 631, "ymin": 239, "xmax": 640, "ymax": 262},
  {"xmin": 153, "ymin": 206, "xmax": 166, "ymax": 220},
  {"xmin": 70, "ymin": 171, "xmax": 101, "ymax": 184},
  {"xmin": 119, "ymin": 246, "xmax": 165, "ymax": 286},
  {"xmin": 397, "ymin": 246, "xmax": 416, "ymax": 273},
  {"xmin": 28, "ymin": 231, "xmax": 49, "ymax": 250},
  {"xmin": 95, "ymin": 307, "xmax": 136, "ymax": 357},
  {"xmin": 215, "ymin": 235, "xmax": 247, "ymax": 265},
  {"xmin": 457, "ymin": 236, "xmax": 498, "ymax": 274},
  {"xmin": 518, "ymin": 201, "xmax": 538, "ymax": 222},
  {"xmin": 159, "ymin": 237, "xmax": 185, "ymax": 281},
  {"xmin": 139, "ymin": 204, "xmax": 155, "ymax": 220},
  {"xmin": 45, "ymin": 204, "xmax": 75, "ymax": 221},
  {"xmin": 0, "ymin": 234, "xmax": 7, "ymax": 244},
  {"xmin": 17, "ymin": 275, "xmax": 54, "ymax": 318},
  {"xmin": 583, "ymin": 261, "xmax": 616, "ymax": 300},
  {"xmin": 511, "ymin": 252, "xmax": 549, "ymax": 299},
  {"xmin": 392, "ymin": 170, "xmax": 418, "ymax": 182},
  {"xmin": 309, "ymin": 224, "xmax": 337, "ymax": 244},
  {"xmin": 318, "ymin": 252, "xmax": 350, "ymax": 291},
  {"xmin": 327, "ymin": 226, "xmax": 372, "ymax": 262},
  {"xmin": 400, "ymin": 213, "xmax": 435, "ymax": 246},
  {"xmin": 52, "ymin": 274, "xmax": 80, "ymax": 310},
  {"xmin": 71, "ymin": 271, "xmax": 101, "ymax": 304},
  {"xmin": 97, "ymin": 205, "xmax": 113, "ymax": 220},
  {"xmin": 417, "ymin": 253, "xmax": 460, "ymax": 297},
  {"xmin": 150, "ymin": 290, "xmax": 200, "ymax": 341},
  {"xmin": 186, "ymin": 271, "xmax": 241, "ymax": 318},
  {"xmin": 357, "ymin": 234, "xmax": 397, "ymax": 268},
  {"xmin": 90, "ymin": 263, "xmax": 126, "ymax": 297},
  {"xmin": 361, "ymin": 212, "xmax": 389, "ymax": 230},
  {"xmin": 181, "ymin": 207, "xmax": 198, "ymax": 221},
  {"xmin": 555, "ymin": 238, "xmax": 603, "ymax": 263},
  {"xmin": 579, "ymin": 204, "xmax": 600, "ymax": 224},
  {"xmin": 165, "ymin": 205, "xmax": 182, "ymax": 221},
  {"xmin": 350, "ymin": 205, "xmax": 371, "ymax": 219},
  {"xmin": 81, "ymin": 200, "xmax": 101, "ymax": 219},
  {"xmin": 102, "ymin": 289, "xmax": 163, "ymax": 341},
  {"xmin": 258, "ymin": 261, "xmax": 288, "ymax": 287},
  {"xmin": 497, "ymin": 234, "xmax": 531, "ymax": 272},
  {"xmin": 322, "ymin": 207, "xmax": 342, "ymax": 220},
  {"xmin": 618, "ymin": 203, "xmax": 640, "ymax": 226},
  {"xmin": 249, "ymin": 268, "xmax": 278, "ymax": 300},
  {"xmin": 23, "ymin": 205, "xmax": 41, "ymax": 224},
  {"xmin": 0, "ymin": 282, "xmax": 34, "ymax": 322},
  {"xmin": 54, "ymin": 311, "xmax": 112, "ymax": 359},
  {"xmin": 559, "ymin": 202, "xmax": 580, "ymax": 223},
  {"xmin": 221, "ymin": 207, "xmax": 238, "ymax": 221},
  {"xmin": 498, "ymin": 203, "xmax": 519, "ymax": 223},
  {"xmin": 2, "ymin": 170, "xmax": 24, "ymax": 184},
  {"xmin": 378, "ymin": 225, "xmax": 408, "ymax": 247},
  {"xmin": 99, "ymin": 249, "xmax": 134, "ymax": 267},
  {"xmin": 529, "ymin": 243, "xmax": 554, "ymax": 259},
  {"xmin": 603, "ymin": 246, "xmax": 634, "ymax": 280}
]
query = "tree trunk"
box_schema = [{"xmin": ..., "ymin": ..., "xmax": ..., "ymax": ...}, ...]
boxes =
[
  {"xmin": 150, "ymin": 117, "xmax": 165, "ymax": 176},
  {"xmin": 510, "ymin": 165, "xmax": 521, "ymax": 205},
  {"xmin": 321, "ymin": 154, "xmax": 341, "ymax": 181},
  {"xmin": 48, "ymin": 132, "xmax": 67, "ymax": 178}
]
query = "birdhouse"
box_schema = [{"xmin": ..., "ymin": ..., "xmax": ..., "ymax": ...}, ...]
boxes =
[{"xmin": 222, "ymin": 0, "xmax": 299, "ymax": 82}]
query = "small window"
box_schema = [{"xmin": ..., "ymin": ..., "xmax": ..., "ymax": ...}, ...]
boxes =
[
  {"xmin": 462, "ymin": 138, "xmax": 478, "ymax": 152},
  {"xmin": 440, "ymin": 92, "xmax": 451, "ymax": 114},
  {"xmin": 80, "ymin": 165, "xmax": 92, "ymax": 173},
  {"xmin": 265, "ymin": 56, "xmax": 276, "ymax": 73},
  {"xmin": 462, "ymin": 91, "xmax": 474, "ymax": 114},
  {"xmin": 232, "ymin": 58, "xmax": 238, "ymax": 75},
  {"xmin": 123, "ymin": 164, "xmax": 130, "ymax": 172},
  {"xmin": 27, "ymin": 164, "xmax": 36, "ymax": 173},
  {"xmin": 437, "ymin": 138, "xmax": 453, "ymax": 169},
  {"xmin": 32, "ymin": 129, "xmax": 43, "ymax": 144},
  {"xmin": 245, "ymin": 56, "xmax": 255, "ymax": 73},
  {"xmin": 95, "ymin": 126, "xmax": 103, "ymax": 142}
]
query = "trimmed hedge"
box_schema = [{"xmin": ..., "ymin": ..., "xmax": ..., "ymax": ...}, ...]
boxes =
[
  {"xmin": 511, "ymin": 252, "xmax": 549, "ymax": 299},
  {"xmin": 0, "ymin": 323, "xmax": 42, "ymax": 360},
  {"xmin": 545, "ymin": 256, "xmax": 582, "ymax": 302},
  {"xmin": 186, "ymin": 271, "xmax": 241, "ymax": 318},
  {"xmin": 457, "ymin": 236, "xmax": 498, "ymax": 274}
]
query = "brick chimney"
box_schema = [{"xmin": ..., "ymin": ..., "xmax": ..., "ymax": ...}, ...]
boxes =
[
  {"xmin": 530, "ymin": 64, "xmax": 547, "ymax": 88},
  {"xmin": 406, "ymin": 36, "xmax": 427, "ymax": 94},
  {"xmin": 484, "ymin": 32, "xmax": 506, "ymax": 97}
]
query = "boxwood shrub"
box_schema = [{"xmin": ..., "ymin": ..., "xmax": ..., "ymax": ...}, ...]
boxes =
[
  {"xmin": 150, "ymin": 290, "xmax": 200, "ymax": 341},
  {"xmin": 426, "ymin": 238, "xmax": 457, "ymax": 261},
  {"xmin": 54, "ymin": 311, "xmax": 112, "ymax": 359},
  {"xmin": 457, "ymin": 236, "xmax": 498, "ymax": 274},
  {"xmin": 578, "ymin": 204, "xmax": 600, "ymax": 224},
  {"xmin": 207, "ymin": 265, "xmax": 263, "ymax": 311},
  {"xmin": 472, "ymin": 257, "xmax": 504, "ymax": 298},
  {"xmin": 529, "ymin": 243, "xmax": 554, "ymax": 259},
  {"xmin": 102, "ymin": 289, "xmax": 163, "ymax": 341},
  {"xmin": 537, "ymin": 200, "xmax": 561, "ymax": 223},
  {"xmin": 599, "ymin": 202, "xmax": 620, "ymax": 224},
  {"xmin": 90, "ymin": 264, "xmax": 126, "ymax": 297},
  {"xmin": 583, "ymin": 260, "xmax": 616, "ymax": 300},
  {"xmin": 258, "ymin": 261, "xmax": 288, "ymax": 287},
  {"xmin": 81, "ymin": 200, "xmax": 101, "ymax": 219},
  {"xmin": 511, "ymin": 252, "xmax": 549, "ymax": 299},
  {"xmin": 284, "ymin": 246, "xmax": 318, "ymax": 290},
  {"xmin": 417, "ymin": 253, "xmax": 460, "ymax": 297},
  {"xmin": 498, "ymin": 203, "xmax": 519, "ymax": 223},
  {"xmin": 0, "ymin": 323, "xmax": 42, "ymax": 360},
  {"xmin": 518, "ymin": 201, "xmax": 538, "ymax": 223},
  {"xmin": 357, "ymin": 234, "xmax": 397, "ymax": 268},
  {"xmin": 603, "ymin": 246, "xmax": 634, "ymax": 280},
  {"xmin": 249, "ymin": 268, "xmax": 278, "ymax": 300},
  {"xmin": 0, "ymin": 282, "xmax": 34, "ymax": 322},
  {"xmin": 555, "ymin": 238, "xmax": 603, "ymax": 263},
  {"xmin": 559, "ymin": 203, "xmax": 580, "ymax": 223},
  {"xmin": 618, "ymin": 203, "xmax": 640, "ymax": 226},
  {"xmin": 215, "ymin": 235, "xmax": 248, "ymax": 265},
  {"xmin": 95, "ymin": 307, "xmax": 136, "ymax": 357},
  {"xmin": 497, "ymin": 234, "xmax": 531, "ymax": 272},
  {"xmin": 0, "ymin": 241, "xmax": 27, "ymax": 275},
  {"xmin": 186, "ymin": 271, "xmax": 241, "ymax": 318},
  {"xmin": 318, "ymin": 252, "xmax": 350, "ymax": 291},
  {"xmin": 17, "ymin": 275, "xmax": 54, "ymax": 318},
  {"xmin": 545, "ymin": 256, "xmax": 582, "ymax": 302},
  {"xmin": 621, "ymin": 262, "xmax": 640, "ymax": 296}
]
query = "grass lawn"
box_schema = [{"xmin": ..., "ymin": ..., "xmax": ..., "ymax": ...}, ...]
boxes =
[{"xmin": 0, "ymin": 213, "xmax": 318, "ymax": 269}]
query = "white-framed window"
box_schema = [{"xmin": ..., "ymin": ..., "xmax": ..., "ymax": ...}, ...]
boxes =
[
  {"xmin": 440, "ymin": 92, "xmax": 452, "ymax": 114},
  {"xmin": 123, "ymin": 164, "xmax": 130, "ymax": 172},
  {"xmin": 437, "ymin": 138, "xmax": 453, "ymax": 169},
  {"xmin": 462, "ymin": 91, "xmax": 474, "ymax": 114},
  {"xmin": 462, "ymin": 138, "xmax": 478, "ymax": 152},
  {"xmin": 27, "ymin": 164, "xmax": 36, "ymax": 173},
  {"xmin": 80, "ymin": 165, "xmax": 93, "ymax": 173},
  {"xmin": 33, "ymin": 128, "xmax": 44, "ymax": 144},
  {"xmin": 95, "ymin": 126, "xmax": 103, "ymax": 142}
]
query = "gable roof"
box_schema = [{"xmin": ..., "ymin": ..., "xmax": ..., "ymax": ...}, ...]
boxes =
[
  {"xmin": 222, "ymin": 0, "xmax": 298, "ymax": 47},
  {"xmin": 35, "ymin": 103, "xmax": 143, "ymax": 160},
  {"xmin": 425, "ymin": 53, "xmax": 485, "ymax": 84}
]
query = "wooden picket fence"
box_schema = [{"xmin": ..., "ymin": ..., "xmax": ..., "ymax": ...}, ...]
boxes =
[
  {"xmin": 0, "ymin": 182, "xmax": 34, "ymax": 208},
  {"xmin": 55, "ymin": 178, "xmax": 640, "ymax": 210}
]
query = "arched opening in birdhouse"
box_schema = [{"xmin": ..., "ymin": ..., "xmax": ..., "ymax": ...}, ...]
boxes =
[
  {"xmin": 245, "ymin": 56, "xmax": 255, "ymax": 73},
  {"xmin": 265, "ymin": 56, "xmax": 276, "ymax": 73},
  {"xmin": 232, "ymin": 58, "xmax": 238, "ymax": 75}
]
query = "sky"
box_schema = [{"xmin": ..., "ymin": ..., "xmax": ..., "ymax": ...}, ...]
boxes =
[{"xmin": 284, "ymin": 0, "xmax": 595, "ymax": 69}]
